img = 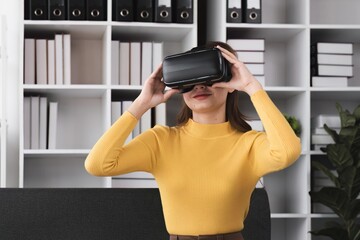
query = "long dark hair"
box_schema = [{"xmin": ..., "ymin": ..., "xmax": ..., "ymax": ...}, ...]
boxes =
[{"xmin": 176, "ymin": 41, "xmax": 252, "ymax": 132}]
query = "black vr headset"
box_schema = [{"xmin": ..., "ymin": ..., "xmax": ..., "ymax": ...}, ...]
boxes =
[{"xmin": 162, "ymin": 47, "xmax": 232, "ymax": 93}]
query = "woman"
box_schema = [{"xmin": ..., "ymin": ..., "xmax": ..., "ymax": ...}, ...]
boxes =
[{"xmin": 85, "ymin": 42, "xmax": 301, "ymax": 240}]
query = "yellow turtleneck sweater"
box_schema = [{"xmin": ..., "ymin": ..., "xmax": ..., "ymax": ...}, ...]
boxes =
[{"xmin": 85, "ymin": 90, "xmax": 301, "ymax": 235}]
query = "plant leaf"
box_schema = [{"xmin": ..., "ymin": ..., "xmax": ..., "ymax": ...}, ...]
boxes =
[
  {"xmin": 351, "ymin": 225, "xmax": 360, "ymax": 240},
  {"xmin": 337, "ymin": 102, "xmax": 356, "ymax": 128},
  {"xmin": 338, "ymin": 166, "xmax": 360, "ymax": 200},
  {"xmin": 326, "ymin": 144, "xmax": 353, "ymax": 169},
  {"xmin": 347, "ymin": 199, "xmax": 360, "ymax": 220},
  {"xmin": 324, "ymin": 124, "xmax": 340, "ymax": 142},
  {"xmin": 310, "ymin": 226, "xmax": 348, "ymax": 240},
  {"xmin": 310, "ymin": 187, "xmax": 350, "ymax": 220},
  {"xmin": 353, "ymin": 105, "xmax": 360, "ymax": 122},
  {"xmin": 312, "ymin": 161, "xmax": 340, "ymax": 188}
]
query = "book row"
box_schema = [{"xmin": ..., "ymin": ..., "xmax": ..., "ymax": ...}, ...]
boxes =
[
  {"xmin": 24, "ymin": 34, "xmax": 71, "ymax": 85},
  {"xmin": 24, "ymin": 96, "xmax": 58, "ymax": 150},
  {"xmin": 226, "ymin": 0, "xmax": 262, "ymax": 24},
  {"xmin": 25, "ymin": 0, "xmax": 194, "ymax": 24},
  {"xmin": 111, "ymin": 41, "xmax": 163, "ymax": 86},
  {"xmin": 311, "ymin": 42, "xmax": 355, "ymax": 87},
  {"xmin": 226, "ymin": 38, "xmax": 265, "ymax": 86}
]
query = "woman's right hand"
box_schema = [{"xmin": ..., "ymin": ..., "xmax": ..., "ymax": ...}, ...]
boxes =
[{"xmin": 128, "ymin": 64, "xmax": 179, "ymax": 119}]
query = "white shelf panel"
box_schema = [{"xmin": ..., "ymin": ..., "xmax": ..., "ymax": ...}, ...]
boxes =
[
  {"xmin": 271, "ymin": 213, "xmax": 309, "ymax": 218},
  {"xmin": 24, "ymin": 149, "xmax": 90, "ymax": 158},
  {"xmin": 23, "ymin": 85, "xmax": 108, "ymax": 98}
]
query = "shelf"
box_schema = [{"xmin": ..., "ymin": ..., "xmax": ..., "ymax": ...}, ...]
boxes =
[
  {"xmin": 24, "ymin": 149, "xmax": 90, "ymax": 158},
  {"xmin": 23, "ymin": 85, "xmax": 108, "ymax": 97}
]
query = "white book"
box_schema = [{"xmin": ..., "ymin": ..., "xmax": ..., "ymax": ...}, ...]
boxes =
[
  {"xmin": 39, "ymin": 97, "xmax": 48, "ymax": 149},
  {"xmin": 313, "ymin": 144, "xmax": 327, "ymax": 151},
  {"xmin": 111, "ymin": 179, "xmax": 158, "ymax": 188},
  {"xmin": 111, "ymin": 101, "xmax": 122, "ymax": 124},
  {"xmin": 47, "ymin": 40, "xmax": 55, "ymax": 85},
  {"xmin": 311, "ymin": 134, "xmax": 334, "ymax": 144},
  {"xmin": 315, "ymin": 42, "xmax": 353, "ymax": 54},
  {"xmin": 121, "ymin": 101, "xmax": 133, "ymax": 143},
  {"xmin": 227, "ymin": 39, "xmax": 265, "ymax": 51},
  {"xmin": 317, "ymin": 65, "xmax": 353, "ymax": 77},
  {"xmin": 36, "ymin": 39, "xmax": 47, "ymax": 85},
  {"xmin": 114, "ymin": 171, "xmax": 154, "ymax": 179},
  {"xmin": 111, "ymin": 41, "xmax": 120, "ymax": 85},
  {"xmin": 48, "ymin": 102, "xmax": 58, "ymax": 149},
  {"xmin": 141, "ymin": 42, "xmax": 152, "ymax": 85},
  {"xmin": 313, "ymin": 127, "xmax": 340, "ymax": 135},
  {"xmin": 130, "ymin": 42, "xmax": 141, "ymax": 86},
  {"xmin": 245, "ymin": 63, "xmax": 264, "ymax": 75},
  {"xmin": 255, "ymin": 75, "xmax": 265, "ymax": 86},
  {"xmin": 24, "ymin": 38, "xmax": 35, "ymax": 84},
  {"xmin": 312, "ymin": 76, "xmax": 348, "ymax": 87},
  {"xmin": 23, "ymin": 97, "xmax": 31, "ymax": 149},
  {"xmin": 63, "ymin": 34, "xmax": 71, "ymax": 85},
  {"xmin": 312, "ymin": 114, "xmax": 340, "ymax": 128},
  {"xmin": 237, "ymin": 51, "xmax": 264, "ymax": 63},
  {"xmin": 152, "ymin": 42, "xmax": 163, "ymax": 71},
  {"xmin": 119, "ymin": 42, "xmax": 130, "ymax": 85},
  {"xmin": 55, "ymin": 34, "xmax": 63, "ymax": 85},
  {"xmin": 30, "ymin": 96, "xmax": 40, "ymax": 149},
  {"xmin": 155, "ymin": 103, "xmax": 166, "ymax": 126},
  {"xmin": 314, "ymin": 54, "xmax": 353, "ymax": 66},
  {"xmin": 140, "ymin": 109, "xmax": 152, "ymax": 133}
]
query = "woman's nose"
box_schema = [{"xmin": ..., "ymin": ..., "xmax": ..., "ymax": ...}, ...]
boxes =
[{"xmin": 193, "ymin": 84, "xmax": 206, "ymax": 90}]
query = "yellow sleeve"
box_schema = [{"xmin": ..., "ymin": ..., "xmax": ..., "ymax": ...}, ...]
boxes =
[
  {"xmin": 249, "ymin": 90, "xmax": 302, "ymax": 176},
  {"xmin": 84, "ymin": 111, "xmax": 156, "ymax": 176}
]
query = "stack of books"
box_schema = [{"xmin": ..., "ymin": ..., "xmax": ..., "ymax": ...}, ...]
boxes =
[
  {"xmin": 24, "ymin": 34, "xmax": 71, "ymax": 85},
  {"xmin": 226, "ymin": 38, "xmax": 265, "ymax": 86},
  {"xmin": 311, "ymin": 114, "xmax": 340, "ymax": 150},
  {"xmin": 23, "ymin": 96, "xmax": 58, "ymax": 150},
  {"xmin": 111, "ymin": 41, "xmax": 163, "ymax": 86},
  {"xmin": 311, "ymin": 42, "xmax": 354, "ymax": 87}
]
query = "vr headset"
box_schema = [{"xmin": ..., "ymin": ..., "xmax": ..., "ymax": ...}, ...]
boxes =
[{"xmin": 162, "ymin": 47, "xmax": 232, "ymax": 93}]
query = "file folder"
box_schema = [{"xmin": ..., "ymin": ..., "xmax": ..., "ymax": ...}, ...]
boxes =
[
  {"xmin": 113, "ymin": 0, "xmax": 134, "ymax": 21},
  {"xmin": 227, "ymin": 0, "xmax": 242, "ymax": 23},
  {"xmin": 244, "ymin": 0, "xmax": 261, "ymax": 23},
  {"xmin": 30, "ymin": 0, "xmax": 48, "ymax": 20},
  {"xmin": 86, "ymin": 0, "xmax": 106, "ymax": 21},
  {"xmin": 49, "ymin": 0, "xmax": 66, "ymax": 20},
  {"xmin": 154, "ymin": 0, "xmax": 172, "ymax": 23},
  {"xmin": 67, "ymin": 0, "xmax": 86, "ymax": 20},
  {"xmin": 135, "ymin": 0, "xmax": 153, "ymax": 22},
  {"xmin": 173, "ymin": 0, "xmax": 193, "ymax": 23}
]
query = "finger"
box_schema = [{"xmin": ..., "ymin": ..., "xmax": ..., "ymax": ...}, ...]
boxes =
[
  {"xmin": 150, "ymin": 63, "xmax": 163, "ymax": 79},
  {"xmin": 216, "ymin": 45, "xmax": 237, "ymax": 60}
]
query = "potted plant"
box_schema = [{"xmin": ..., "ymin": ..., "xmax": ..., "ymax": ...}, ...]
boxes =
[
  {"xmin": 309, "ymin": 103, "xmax": 360, "ymax": 240},
  {"xmin": 284, "ymin": 114, "xmax": 301, "ymax": 136}
]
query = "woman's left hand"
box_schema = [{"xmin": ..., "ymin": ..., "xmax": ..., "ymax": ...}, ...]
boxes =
[{"xmin": 212, "ymin": 45, "xmax": 263, "ymax": 96}]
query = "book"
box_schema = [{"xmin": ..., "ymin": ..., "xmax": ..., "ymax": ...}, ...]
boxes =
[
  {"xmin": 55, "ymin": 34, "xmax": 63, "ymax": 85},
  {"xmin": 30, "ymin": 96, "xmax": 40, "ymax": 149},
  {"xmin": 155, "ymin": 103, "xmax": 166, "ymax": 126},
  {"xmin": 111, "ymin": 101, "xmax": 122, "ymax": 124},
  {"xmin": 121, "ymin": 101, "xmax": 133, "ymax": 143},
  {"xmin": 311, "ymin": 134, "xmax": 334, "ymax": 145},
  {"xmin": 312, "ymin": 76, "xmax": 348, "ymax": 87},
  {"xmin": 63, "ymin": 34, "xmax": 71, "ymax": 85},
  {"xmin": 152, "ymin": 42, "xmax": 163, "ymax": 71},
  {"xmin": 23, "ymin": 97, "xmax": 31, "ymax": 149},
  {"xmin": 245, "ymin": 63, "xmax": 264, "ymax": 75},
  {"xmin": 311, "ymin": 53, "xmax": 353, "ymax": 66},
  {"xmin": 312, "ymin": 65, "xmax": 353, "ymax": 77},
  {"xmin": 48, "ymin": 102, "xmax": 58, "ymax": 149},
  {"xmin": 39, "ymin": 97, "xmax": 47, "ymax": 149},
  {"xmin": 36, "ymin": 39, "xmax": 47, "ymax": 85},
  {"xmin": 130, "ymin": 42, "xmax": 141, "ymax": 86},
  {"xmin": 119, "ymin": 42, "xmax": 130, "ymax": 85},
  {"xmin": 111, "ymin": 41, "xmax": 120, "ymax": 85},
  {"xmin": 227, "ymin": 39, "xmax": 265, "ymax": 51},
  {"xmin": 141, "ymin": 42, "xmax": 152, "ymax": 85},
  {"xmin": 47, "ymin": 39, "xmax": 55, "ymax": 85},
  {"xmin": 237, "ymin": 51, "xmax": 264, "ymax": 63},
  {"xmin": 312, "ymin": 42, "xmax": 353, "ymax": 55},
  {"xmin": 24, "ymin": 38, "xmax": 35, "ymax": 84},
  {"xmin": 311, "ymin": 114, "xmax": 340, "ymax": 129}
]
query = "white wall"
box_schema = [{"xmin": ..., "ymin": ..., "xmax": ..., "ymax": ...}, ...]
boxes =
[{"xmin": 0, "ymin": 0, "xmax": 21, "ymax": 187}]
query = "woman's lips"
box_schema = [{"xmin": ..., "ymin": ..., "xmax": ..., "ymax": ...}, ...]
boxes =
[{"xmin": 193, "ymin": 93, "xmax": 212, "ymax": 100}]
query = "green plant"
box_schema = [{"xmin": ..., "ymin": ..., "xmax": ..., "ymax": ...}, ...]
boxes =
[
  {"xmin": 309, "ymin": 103, "xmax": 360, "ymax": 240},
  {"xmin": 284, "ymin": 114, "xmax": 301, "ymax": 136}
]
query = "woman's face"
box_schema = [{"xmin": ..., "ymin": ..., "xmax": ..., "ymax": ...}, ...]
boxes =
[{"xmin": 182, "ymin": 84, "xmax": 230, "ymax": 116}]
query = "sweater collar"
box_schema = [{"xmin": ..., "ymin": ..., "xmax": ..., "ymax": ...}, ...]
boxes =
[{"xmin": 183, "ymin": 118, "xmax": 235, "ymax": 139}]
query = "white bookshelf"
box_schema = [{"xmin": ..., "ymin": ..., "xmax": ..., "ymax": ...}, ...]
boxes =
[
  {"xmin": 18, "ymin": 0, "xmax": 198, "ymax": 188},
  {"xmin": 206, "ymin": 0, "xmax": 360, "ymax": 239},
  {"xmin": 0, "ymin": 15, "xmax": 7, "ymax": 187}
]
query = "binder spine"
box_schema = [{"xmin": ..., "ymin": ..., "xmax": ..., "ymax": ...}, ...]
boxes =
[
  {"xmin": 67, "ymin": 0, "xmax": 86, "ymax": 20},
  {"xmin": 154, "ymin": 0, "xmax": 172, "ymax": 23},
  {"xmin": 244, "ymin": 0, "xmax": 262, "ymax": 24},
  {"xmin": 227, "ymin": 0, "xmax": 242, "ymax": 23},
  {"xmin": 86, "ymin": 0, "xmax": 107, "ymax": 21},
  {"xmin": 113, "ymin": 0, "xmax": 134, "ymax": 21},
  {"xmin": 135, "ymin": 0, "xmax": 154, "ymax": 22},
  {"xmin": 30, "ymin": 0, "xmax": 49, "ymax": 20},
  {"xmin": 49, "ymin": 0, "xmax": 66, "ymax": 20},
  {"xmin": 173, "ymin": 0, "xmax": 193, "ymax": 24}
]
